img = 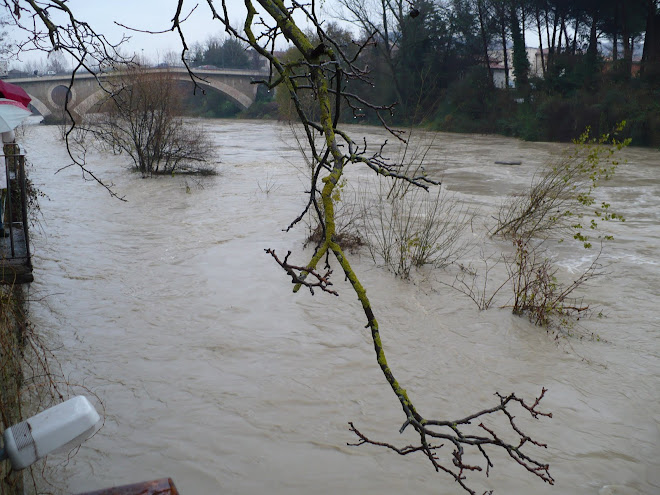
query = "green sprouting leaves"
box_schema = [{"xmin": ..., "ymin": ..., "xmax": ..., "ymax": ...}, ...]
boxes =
[
  {"xmin": 495, "ymin": 122, "xmax": 629, "ymax": 248},
  {"xmin": 569, "ymin": 124, "xmax": 628, "ymax": 248}
]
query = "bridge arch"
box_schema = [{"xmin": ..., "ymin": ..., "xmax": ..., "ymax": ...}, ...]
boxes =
[
  {"xmin": 187, "ymin": 77, "xmax": 253, "ymax": 109},
  {"xmin": 25, "ymin": 94, "xmax": 51, "ymax": 117},
  {"xmin": 74, "ymin": 89, "xmax": 108, "ymax": 115},
  {"xmin": 74, "ymin": 73, "xmax": 254, "ymax": 116}
]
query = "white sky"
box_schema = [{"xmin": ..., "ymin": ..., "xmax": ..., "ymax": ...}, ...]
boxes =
[
  {"xmin": 5, "ymin": 1, "xmax": 547, "ymax": 69},
  {"xmin": 7, "ymin": 0, "xmax": 329, "ymax": 67}
]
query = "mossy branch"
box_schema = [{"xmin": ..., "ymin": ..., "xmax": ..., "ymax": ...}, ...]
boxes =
[{"xmin": 247, "ymin": 2, "xmax": 553, "ymax": 492}]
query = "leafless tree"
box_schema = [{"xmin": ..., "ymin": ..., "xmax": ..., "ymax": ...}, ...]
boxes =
[
  {"xmin": 507, "ymin": 237, "xmax": 603, "ymax": 328},
  {"xmin": 362, "ymin": 177, "xmax": 475, "ymax": 279},
  {"xmin": 161, "ymin": 50, "xmax": 183, "ymax": 67},
  {"xmin": 335, "ymin": 0, "xmax": 408, "ymax": 110},
  {"xmin": 85, "ymin": 65, "xmax": 214, "ymax": 177},
  {"xmin": 45, "ymin": 50, "xmax": 66, "ymax": 73},
  {"xmin": 0, "ymin": 15, "xmax": 14, "ymax": 57}
]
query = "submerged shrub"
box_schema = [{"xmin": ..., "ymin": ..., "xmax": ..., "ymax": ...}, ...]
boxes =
[{"xmin": 363, "ymin": 181, "xmax": 474, "ymax": 279}]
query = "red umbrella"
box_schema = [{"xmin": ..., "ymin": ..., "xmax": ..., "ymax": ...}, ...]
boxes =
[{"xmin": 0, "ymin": 80, "xmax": 31, "ymax": 107}]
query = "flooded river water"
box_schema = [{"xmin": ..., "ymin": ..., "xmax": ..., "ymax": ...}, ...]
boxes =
[{"xmin": 22, "ymin": 120, "xmax": 659, "ymax": 495}]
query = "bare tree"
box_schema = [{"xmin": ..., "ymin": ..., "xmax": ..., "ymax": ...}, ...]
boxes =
[
  {"xmin": 335, "ymin": 0, "xmax": 416, "ymax": 116},
  {"xmin": 161, "ymin": 50, "xmax": 182, "ymax": 67},
  {"xmin": 46, "ymin": 50, "xmax": 66, "ymax": 73},
  {"xmin": 0, "ymin": 14, "xmax": 14, "ymax": 57},
  {"xmin": 507, "ymin": 237, "xmax": 603, "ymax": 328},
  {"xmin": 3, "ymin": 1, "xmax": 554, "ymax": 492},
  {"xmin": 87, "ymin": 65, "xmax": 214, "ymax": 177},
  {"xmin": 361, "ymin": 142, "xmax": 476, "ymax": 279}
]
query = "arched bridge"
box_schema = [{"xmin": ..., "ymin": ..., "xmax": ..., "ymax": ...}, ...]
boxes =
[{"xmin": 8, "ymin": 67, "xmax": 267, "ymax": 118}]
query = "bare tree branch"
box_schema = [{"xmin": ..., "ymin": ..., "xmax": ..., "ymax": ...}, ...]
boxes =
[{"xmin": 2, "ymin": 1, "xmax": 554, "ymax": 492}]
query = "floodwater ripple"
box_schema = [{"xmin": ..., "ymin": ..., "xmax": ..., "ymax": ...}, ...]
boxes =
[{"xmin": 23, "ymin": 120, "xmax": 660, "ymax": 495}]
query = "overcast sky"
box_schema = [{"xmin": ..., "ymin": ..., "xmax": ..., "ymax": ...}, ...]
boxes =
[
  {"xmin": 6, "ymin": 1, "xmax": 549, "ymax": 69},
  {"xmin": 8, "ymin": 0, "xmax": 340, "ymax": 67}
]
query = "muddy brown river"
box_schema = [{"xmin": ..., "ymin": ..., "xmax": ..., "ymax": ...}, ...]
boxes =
[{"xmin": 21, "ymin": 120, "xmax": 659, "ymax": 494}]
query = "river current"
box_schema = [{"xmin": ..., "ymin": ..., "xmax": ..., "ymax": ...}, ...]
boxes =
[{"xmin": 21, "ymin": 120, "xmax": 659, "ymax": 495}]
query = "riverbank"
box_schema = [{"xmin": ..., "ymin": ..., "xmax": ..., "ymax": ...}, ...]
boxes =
[
  {"xmin": 188, "ymin": 85, "xmax": 660, "ymax": 149},
  {"xmin": 0, "ymin": 286, "xmax": 26, "ymax": 495},
  {"xmin": 426, "ymin": 75, "xmax": 660, "ymax": 148},
  {"xmin": 189, "ymin": 60, "xmax": 660, "ymax": 149}
]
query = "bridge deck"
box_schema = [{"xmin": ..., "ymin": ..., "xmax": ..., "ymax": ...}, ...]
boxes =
[{"xmin": 9, "ymin": 67, "xmax": 269, "ymax": 115}]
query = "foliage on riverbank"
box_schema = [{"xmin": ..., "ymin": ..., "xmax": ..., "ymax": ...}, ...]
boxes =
[
  {"xmin": 430, "ymin": 61, "xmax": 660, "ymax": 147},
  {"xmin": 257, "ymin": 0, "xmax": 660, "ymax": 148},
  {"xmin": 176, "ymin": 57, "xmax": 660, "ymax": 149},
  {"xmin": 0, "ymin": 286, "xmax": 101, "ymax": 494}
]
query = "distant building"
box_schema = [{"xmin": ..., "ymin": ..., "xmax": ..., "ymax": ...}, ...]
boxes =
[
  {"xmin": 488, "ymin": 47, "xmax": 546, "ymax": 88},
  {"xmin": 529, "ymin": 47, "xmax": 547, "ymax": 77},
  {"xmin": 490, "ymin": 62, "xmax": 513, "ymax": 88},
  {"xmin": 489, "ymin": 46, "xmax": 645, "ymax": 87}
]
